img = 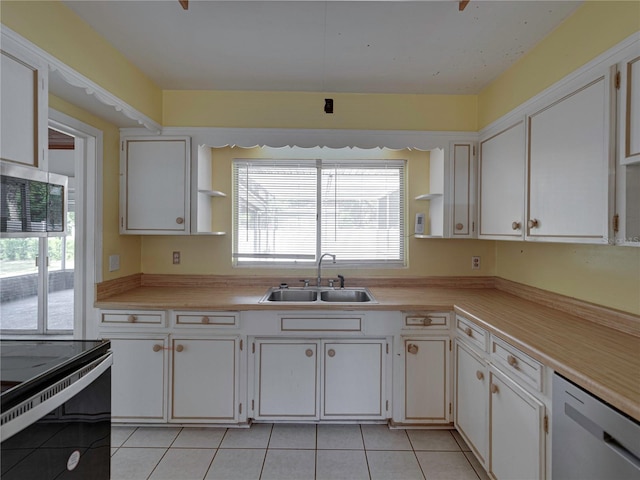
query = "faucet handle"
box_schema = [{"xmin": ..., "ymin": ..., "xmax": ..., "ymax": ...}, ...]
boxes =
[
  {"xmin": 299, "ymin": 279, "xmax": 310, "ymax": 288},
  {"xmin": 337, "ymin": 275, "xmax": 345, "ymax": 289},
  {"xmin": 328, "ymin": 279, "xmax": 335, "ymax": 288}
]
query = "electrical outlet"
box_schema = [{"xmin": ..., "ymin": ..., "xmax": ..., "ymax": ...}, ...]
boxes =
[
  {"xmin": 173, "ymin": 251, "xmax": 181, "ymax": 264},
  {"xmin": 108, "ymin": 254, "xmax": 120, "ymax": 272},
  {"xmin": 471, "ymin": 256, "xmax": 480, "ymax": 270}
]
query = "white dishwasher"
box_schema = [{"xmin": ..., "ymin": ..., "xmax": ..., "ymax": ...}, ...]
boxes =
[{"xmin": 553, "ymin": 373, "xmax": 640, "ymax": 480}]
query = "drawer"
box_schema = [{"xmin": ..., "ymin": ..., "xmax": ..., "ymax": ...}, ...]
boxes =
[
  {"xmin": 490, "ymin": 337, "xmax": 543, "ymax": 391},
  {"xmin": 100, "ymin": 310, "xmax": 164, "ymax": 326},
  {"xmin": 280, "ymin": 316, "xmax": 362, "ymax": 332},
  {"xmin": 175, "ymin": 312, "xmax": 238, "ymax": 327},
  {"xmin": 403, "ymin": 312, "xmax": 450, "ymax": 329},
  {"xmin": 455, "ymin": 315, "xmax": 488, "ymax": 352}
]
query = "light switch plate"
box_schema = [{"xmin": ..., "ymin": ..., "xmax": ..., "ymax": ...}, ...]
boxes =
[{"xmin": 109, "ymin": 254, "xmax": 120, "ymax": 272}]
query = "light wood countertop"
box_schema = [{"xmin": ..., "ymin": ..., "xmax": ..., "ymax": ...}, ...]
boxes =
[{"xmin": 96, "ymin": 283, "xmax": 640, "ymax": 421}]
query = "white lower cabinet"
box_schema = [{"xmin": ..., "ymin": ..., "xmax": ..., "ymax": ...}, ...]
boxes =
[
  {"xmin": 489, "ymin": 369, "xmax": 545, "ymax": 480},
  {"xmin": 454, "ymin": 340, "xmax": 488, "ymax": 465},
  {"xmin": 171, "ymin": 337, "xmax": 240, "ymax": 422},
  {"xmin": 253, "ymin": 338, "xmax": 388, "ymax": 421},
  {"xmin": 109, "ymin": 335, "xmax": 169, "ymax": 422},
  {"xmin": 403, "ymin": 337, "xmax": 450, "ymax": 423}
]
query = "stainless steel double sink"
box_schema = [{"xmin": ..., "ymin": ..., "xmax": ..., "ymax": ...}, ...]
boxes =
[{"xmin": 259, "ymin": 287, "xmax": 376, "ymax": 304}]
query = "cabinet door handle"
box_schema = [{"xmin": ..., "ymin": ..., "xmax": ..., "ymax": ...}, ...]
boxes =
[
  {"xmin": 456, "ymin": 223, "xmax": 464, "ymax": 231},
  {"xmin": 127, "ymin": 315, "xmax": 137, "ymax": 323},
  {"xmin": 527, "ymin": 218, "xmax": 539, "ymax": 229},
  {"xmin": 476, "ymin": 370, "xmax": 484, "ymax": 381},
  {"xmin": 464, "ymin": 327, "xmax": 473, "ymax": 337},
  {"xmin": 305, "ymin": 349, "xmax": 314, "ymax": 357},
  {"xmin": 201, "ymin": 316, "xmax": 210, "ymax": 324},
  {"xmin": 152, "ymin": 344, "xmax": 162, "ymax": 352},
  {"xmin": 175, "ymin": 344, "xmax": 184, "ymax": 353},
  {"xmin": 176, "ymin": 217, "xmax": 184, "ymax": 225},
  {"xmin": 327, "ymin": 349, "xmax": 336, "ymax": 358},
  {"xmin": 407, "ymin": 344, "xmax": 419, "ymax": 355},
  {"xmin": 490, "ymin": 383, "xmax": 499, "ymax": 394},
  {"xmin": 511, "ymin": 221, "xmax": 521, "ymax": 230},
  {"xmin": 507, "ymin": 354, "xmax": 519, "ymax": 368}
]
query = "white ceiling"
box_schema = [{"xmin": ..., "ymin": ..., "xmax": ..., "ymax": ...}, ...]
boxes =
[{"xmin": 63, "ymin": 1, "xmax": 582, "ymax": 95}]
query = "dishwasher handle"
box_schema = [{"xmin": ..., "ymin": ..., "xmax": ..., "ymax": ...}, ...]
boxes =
[{"xmin": 604, "ymin": 432, "xmax": 640, "ymax": 470}]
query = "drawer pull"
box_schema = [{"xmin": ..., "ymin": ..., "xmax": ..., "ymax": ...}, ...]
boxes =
[
  {"xmin": 152, "ymin": 344, "xmax": 162, "ymax": 352},
  {"xmin": 327, "ymin": 349, "xmax": 336, "ymax": 358},
  {"xmin": 422, "ymin": 317, "xmax": 432, "ymax": 326},
  {"xmin": 407, "ymin": 344, "xmax": 419, "ymax": 355},
  {"xmin": 305, "ymin": 349, "xmax": 314, "ymax": 357},
  {"xmin": 128, "ymin": 315, "xmax": 137, "ymax": 323},
  {"xmin": 476, "ymin": 370, "xmax": 484, "ymax": 381},
  {"xmin": 464, "ymin": 327, "xmax": 473, "ymax": 337},
  {"xmin": 456, "ymin": 223, "xmax": 464, "ymax": 231},
  {"xmin": 201, "ymin": 316, "xmax": 210, "ymax": 324},
  {"xmin": 176, "ymin": 217, "xmax": 184, "ymax": 225},
  {"xmin": 491, "ymin": 383, "xmax": 499, "ymax": 394},
  {"xmin": 175, "ymin": 344, "xmax": 184, "ymax": 353},
  {"xmin": 507, "ymin": 354, "xmax": 519, "ymax": 368}
]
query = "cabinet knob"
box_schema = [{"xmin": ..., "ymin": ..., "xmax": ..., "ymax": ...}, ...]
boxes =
[
  {"xmin": 511, "ymin": 221, "xmax": 521, "ymax": 230},
  {"xmin": 305, "ymin": 349, "xmax": 314, "ymax": 357},
  {"xmin": 527, "ymin": 218, "xmax": 539, "ymax": 229},
  {"xmin": 407, "ymin": 344, "xmax": 419, "ymax": 355},
  {"xmin": 127, "ymin": 315, "xmax": 137, "ymax": 323},
  {"xmin": 152, "ymin": 344, "xmax": 162, "ymax": 352},
  {"xmin": 422, "ymin": 317, "xmax": 432, "ymax": 326},
  {"xmin": 327, "ymin": 349, "xmax": 336, "ymax": 358},
  {"xmin": 476, "ymin": 370, "xmax": 484, "ymax": 381},
  {"xmin": 201, "ymin": 316, "xmax": 210, "ymax": 324},
  {"xmin": 464, "ymin": 327, "xmax": 473, "ymax": 337},
  {"xmin": 456, "ymin": 223, "xmax": 464, "ymax": 231},
  {"xmin": 507, "ymin": 354, "xmax": 519, "ymax": 368},
  {"xmin": 490, "ymin": 383, "xmax": 499, "ymax": 394},
  {"xmin": 176, "ymin": 217, "xmax": 184, "ymax": 225},
  {"xmin": 175, "ymin": 344, "xmax": 184, "ymax": 353}
]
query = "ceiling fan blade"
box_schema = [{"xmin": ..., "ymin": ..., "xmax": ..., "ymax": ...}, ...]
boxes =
[
  {"xmin": 179, "ymin": 0, "xmax": 188, "ymax": 10},
  {"xmin": 459, "ymin": 0, "xmax": 470, "ymax": 11}
]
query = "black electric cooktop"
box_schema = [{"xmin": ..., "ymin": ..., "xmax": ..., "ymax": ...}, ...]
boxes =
[{"xmin": 0, "ymin": 339, "xmax": 109, "ymax": 410}]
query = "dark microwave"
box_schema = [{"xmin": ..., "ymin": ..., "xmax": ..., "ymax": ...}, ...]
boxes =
[{"xmin": 1, "ymin": 162, "xmax": 68, "ymax": 236}]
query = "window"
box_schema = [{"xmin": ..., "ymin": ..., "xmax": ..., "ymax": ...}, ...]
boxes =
[{"xmin": 233, "ymin": 159, "xmax": 405, "ymax": 266}]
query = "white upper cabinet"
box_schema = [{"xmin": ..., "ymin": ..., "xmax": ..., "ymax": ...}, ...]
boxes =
[
  {"xmin": 120, "ymin": 136, "xmax": 191, "ymax": 234},
  {"xmin": 478, "ymin": 121, "xmax": 526, "ymax": 239},
  {"xmin": 0, "ymin": 37, "xmax": 47, "ymax": 168},
  {"xmin": 526, "ymin": 68, "xmax": 614, "ymax": 243},
  {"xmin": 616, "ymin": 53, "xmax": 640, "ymax": 247}
]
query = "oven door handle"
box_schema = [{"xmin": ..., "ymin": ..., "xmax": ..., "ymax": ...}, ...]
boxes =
[{"xmin": 0, "ymin": 352, "xmax": 113, "ymax": 443}]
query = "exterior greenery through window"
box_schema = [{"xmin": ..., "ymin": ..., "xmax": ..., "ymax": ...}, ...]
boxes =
[{"xmin": 233, "ymin": 159, "xmax": 405, "ymax": 266}]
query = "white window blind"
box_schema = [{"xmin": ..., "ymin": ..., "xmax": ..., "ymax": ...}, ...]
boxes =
[{"xmin": 233, "ymin": 159, "xmax": 405, "ymax": 266}]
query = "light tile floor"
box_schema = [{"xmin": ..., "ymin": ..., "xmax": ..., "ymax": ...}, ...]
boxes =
[{"xmin": 111, "ymin": 424, "xmax": 491, "ymax": 480}]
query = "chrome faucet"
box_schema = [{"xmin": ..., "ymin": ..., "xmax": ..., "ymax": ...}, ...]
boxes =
[{"xmin": 317, "ymin": 253, "xmax": 336, "ymax": 287}]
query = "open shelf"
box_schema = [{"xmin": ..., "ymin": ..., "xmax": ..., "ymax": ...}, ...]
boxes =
[
  {"xmin": 415, "ymin": 193, "xmax": 443, "ymax": 201},
  {"xmin": 198, "ymin": 189, "xmax": 227, "ymax": 197}
]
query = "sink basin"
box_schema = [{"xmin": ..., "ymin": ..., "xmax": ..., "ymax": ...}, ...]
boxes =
[
  {"xmin": 260, "ymin": 287, "xmax": 376, "ymax": 303},
  {"xmin": 266, "ymin": 289, "xmax": 318, "ymax": 302},
  {"xmin": 320, "ymin": 289, "xmax": 373, "ymax": 303}
]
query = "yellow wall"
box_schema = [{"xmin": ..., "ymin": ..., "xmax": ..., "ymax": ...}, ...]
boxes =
[
  {"xmin": 48, "ymin": 95, "xmax": 141, "ymax": 281},
  {"xmin": 163, "ymin": 90, "xmax": 477, "ymax": 131},
  {"xmin": 141, "ymin": 146, "xmax": 496, "ymax": 277},
  {"xmin": 478, "ymin": 1, "xmax": 640, "ymax": 128},
  {"xmin": 1, "ymin": 0, "xmax": 162, "ymax": 124}
]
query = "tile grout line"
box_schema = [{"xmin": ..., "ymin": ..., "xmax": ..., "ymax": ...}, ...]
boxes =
[
  {"xmin": 145, "ymin": 426, "xmax": 183, "ymax": 480},
  {"xmin": 202, "ymin": 427, "xmax": 228, "ymax": 480},
  {"xmin": 258, "ymin": 423, "xmax": 274, "ymax": 480},
  {"xmin": 359, "ymin": 425, "xmax": 373, "ymax": 480}
]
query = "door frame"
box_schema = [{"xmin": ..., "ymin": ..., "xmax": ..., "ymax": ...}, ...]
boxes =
[{"xmin": 49, "ymin": 109, "xmax": 103, "ymax": 339}]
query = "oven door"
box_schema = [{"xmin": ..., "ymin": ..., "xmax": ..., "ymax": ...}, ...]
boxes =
[{"xmin": 1, "ymin": 353, "xmax": 112, "ymax": 480}]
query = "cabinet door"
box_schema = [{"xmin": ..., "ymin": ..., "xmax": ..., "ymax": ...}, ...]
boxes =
[
  {"xmin": 404, "ymin": 337, "xmax": 449, "ymax": 423},
  {"xmin": 479, "ymin": 122, "xmax": 526, "ymax": 239},
  {"xmin": 122, "ymin": 137, "xmax": 190, "ymax": 233},
  {"xmin": 109, "ymin": 336, "xmax": 168, "ymax": 422},
  {"xmin": 620, "ymin": 55, "xmax": 640, "ymax": 166},
  {"xmin": 450, "ymin": 142, "xmax": 476, "ymax": 238},
  {"xmin": 527, "ymin": 71, "xmax": 613, "ymax": 242},
  {"xmin": 454, "ymin": 341, "xmax": 488, "ymax": 465},
  {"xmin": 489, "ymin": 370, "xmax": 545, "ymax": 480},
  {"xmin": 256, "ymin": 340, "xmax": 319, "ymax": 419},
  {"xmin": 171, "ymin": 337, "xmax": 238, "ymax": 422},
  {"xmin": 0, "ymin": 40, "xmax": 47, "ymax": 168},
  {"xmin": 323, "ymin": 341, "xmax": 385, "ymax": 419}
]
